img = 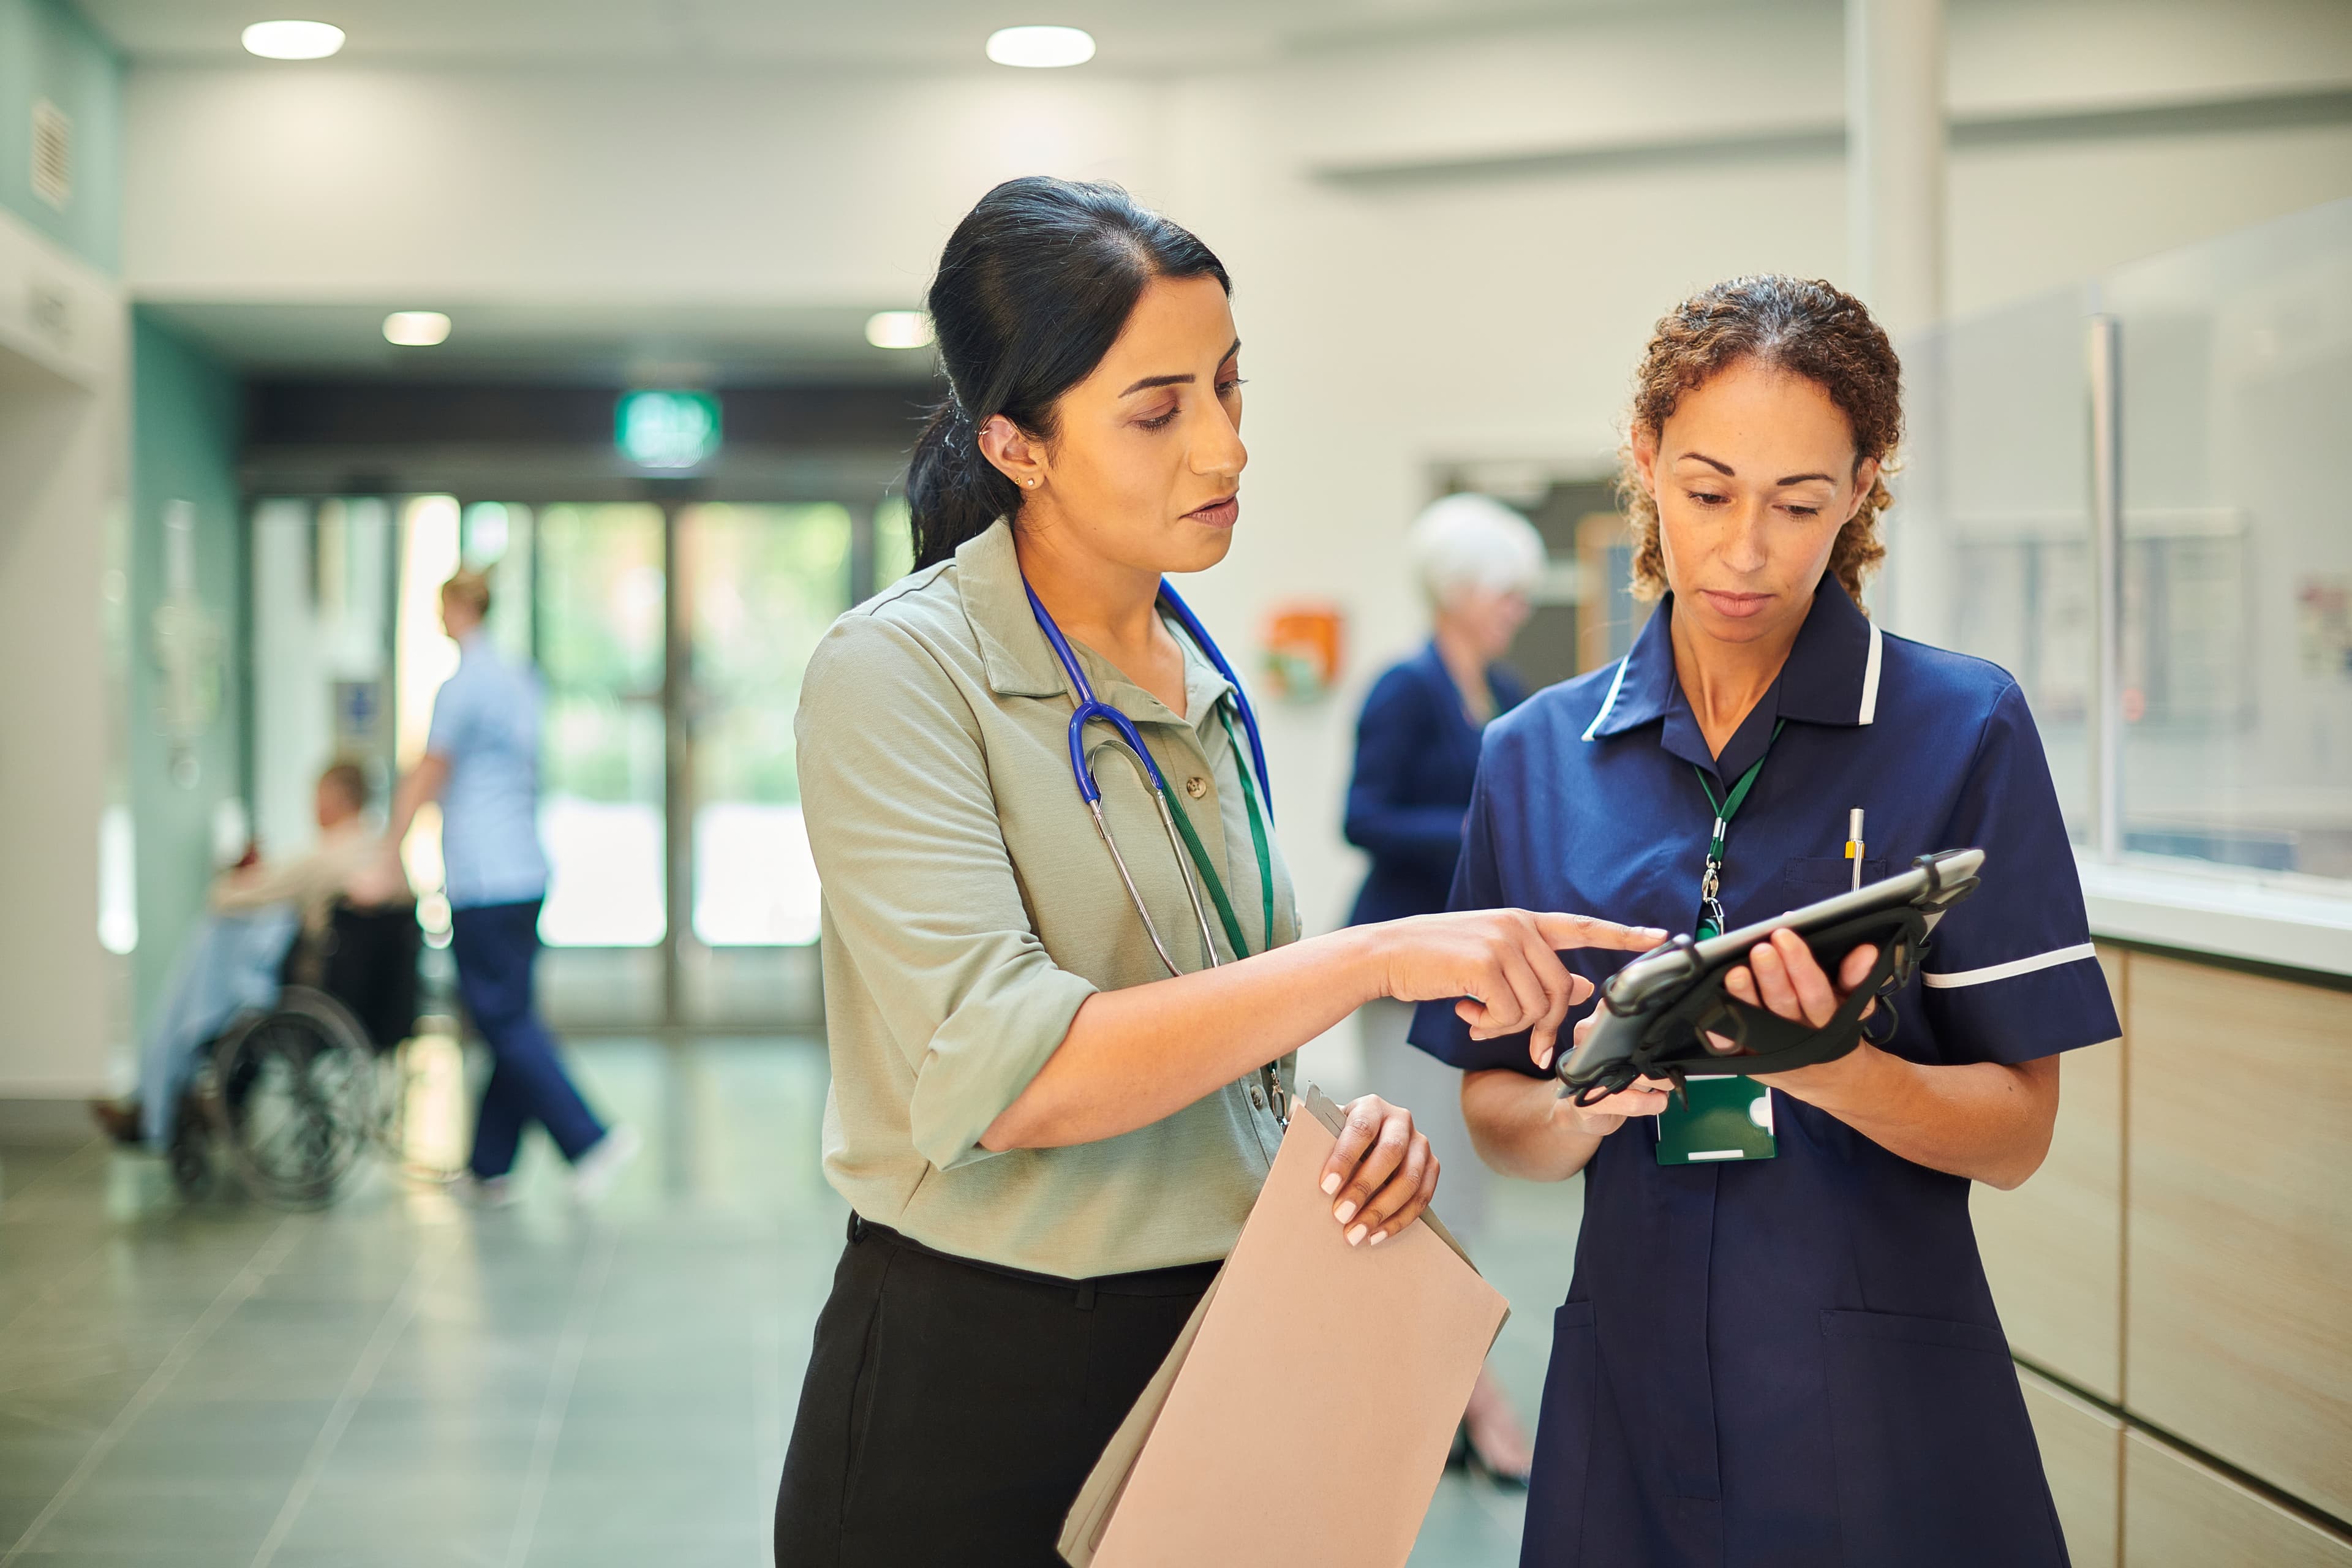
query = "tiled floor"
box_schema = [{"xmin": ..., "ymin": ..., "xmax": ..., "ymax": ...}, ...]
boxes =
[{"xmin": 0, "ymin": 1037, "xmax": 1583, "ymax": 1567}]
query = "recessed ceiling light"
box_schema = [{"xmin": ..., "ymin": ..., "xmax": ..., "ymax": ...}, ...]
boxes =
[
  {"xmin": 865, "ymin": 311, "xmax": 936, "ymax": 350},
  {"xmin": 383, "ymin": 311, "xmax": 451, "ymax": 347},
  {"xmin": 241, "ymin": 20, "xmax": 347, "ymax": 59},
  {"xmin": 985, "ymin": 26, "xmax": 1095, "ymax": 68}
]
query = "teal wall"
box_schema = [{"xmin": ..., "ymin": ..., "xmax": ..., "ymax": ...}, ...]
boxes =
[
  {"xmin": 0, "ymin": 0, "xmax": 121, "ymax": 273},
  {"xmin": 129, "ymin": 311, "xmax": 246, "ymax": 1025}
]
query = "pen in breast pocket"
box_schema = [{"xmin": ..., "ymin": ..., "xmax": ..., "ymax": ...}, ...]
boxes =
[{"xmin": 1846, "ymin": 809, "xmax": 1865, "ymax": 890}]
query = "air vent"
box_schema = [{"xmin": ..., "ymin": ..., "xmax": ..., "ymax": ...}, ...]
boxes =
[{"xmin": 31, "ymin": 99, "xmax": 71, "ymax": 210}]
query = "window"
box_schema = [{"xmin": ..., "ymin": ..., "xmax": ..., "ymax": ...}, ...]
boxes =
[{"xmin": 1887, "ymin": 200, "xmax": 2352, "ymax": 889}]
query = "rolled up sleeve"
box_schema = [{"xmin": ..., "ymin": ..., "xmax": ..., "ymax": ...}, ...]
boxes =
[{"xmin": 796, "ymin": 616, "xmax": 1098, "ymax": 1170}]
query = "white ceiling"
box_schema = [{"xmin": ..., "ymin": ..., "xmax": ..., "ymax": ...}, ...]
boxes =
[
  {"xmin": 78, "ymin": 0, "xmax": 1675, "ymax": 69},
  {"xmin": 81, "ymin": 0, "xmax": 1678, "ymax": 70}
]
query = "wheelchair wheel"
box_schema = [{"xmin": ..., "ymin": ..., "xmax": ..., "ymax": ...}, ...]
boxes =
[
  {"xmin": 167, "ymin": 1112, "xmax": 215, "ymax": 1201},
  {"xmin": 213, "ymin": 990, "xmax": 377, "ymax": 1208}
]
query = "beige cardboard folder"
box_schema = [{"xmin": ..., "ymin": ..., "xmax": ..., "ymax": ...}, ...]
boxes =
[{"xmin": 1059, "ymin": 1086, "xmax": 1511, "ymax": 1567}]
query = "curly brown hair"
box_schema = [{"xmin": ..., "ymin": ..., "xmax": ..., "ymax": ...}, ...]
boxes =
[{"xmin": 1615, "ymin": 276, "xmax": 1902, "ymax": 605}]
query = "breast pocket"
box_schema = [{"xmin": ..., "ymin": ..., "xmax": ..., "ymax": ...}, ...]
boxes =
[
  {"xmin": 1819, "ymin": 1309, "xmax": 2068, "ymax": 1567},
  {"xmin": 1783, "ymin": 856, "xmax": 1888, "ymax": 895}
]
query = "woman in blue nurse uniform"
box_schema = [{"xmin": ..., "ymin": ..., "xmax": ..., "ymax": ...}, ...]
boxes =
[{"xmin": 1420, "ymin": 276, "xmax": 2120, "ymax": 1567}]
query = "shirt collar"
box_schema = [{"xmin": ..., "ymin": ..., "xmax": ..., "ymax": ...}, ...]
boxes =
[
  {"xmin": 957, "ymin": 519, "xmax": 1066, "ymax": 698},
  {"xmin": 1582, "ymin": 575, "xmax": 1886, "ymax": 776},
  {"xmin": 954, "ymin": 518, "xmax": 1233, "ymax": 734}
]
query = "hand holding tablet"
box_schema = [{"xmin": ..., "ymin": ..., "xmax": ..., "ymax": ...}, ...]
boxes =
[{"xmin": 1557, "ymin": 848, "xmax": 1986, "ymax": 1104}]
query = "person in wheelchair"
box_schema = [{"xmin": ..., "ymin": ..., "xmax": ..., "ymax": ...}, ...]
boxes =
[{"xmin": 92, "ymin": 761, "xmax": 410, "ymax": 1148}]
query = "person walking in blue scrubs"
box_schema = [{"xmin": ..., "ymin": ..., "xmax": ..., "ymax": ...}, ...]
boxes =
[
  {"xmin": 1422, "ymin": 277, "xmax": 2119, "ymax": 1567},
  {"xmin": 389, "ymin": 570, "xmax": 638, "ymax": 1205}
]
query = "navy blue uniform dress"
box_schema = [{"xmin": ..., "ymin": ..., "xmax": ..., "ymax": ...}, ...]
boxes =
[
  {"xmin": 1344, "ymin": 643, "xmax": 1526, "ymax": 926},
  {"xmin": 1412, "ymin": 579, "xmax": 2119, "ymax": 1568}
]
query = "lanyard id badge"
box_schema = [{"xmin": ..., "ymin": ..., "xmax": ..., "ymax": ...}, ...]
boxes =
[
  {"xmin": 1656, "ymin": 1076, "xmax": 1777, "ymax": 1164},
  {"xmin": 1657, "ymin": 720, "xmax": 1787, "ymax": 1164}
]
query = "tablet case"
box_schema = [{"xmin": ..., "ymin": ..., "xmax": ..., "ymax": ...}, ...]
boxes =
[{"xmin": 1561, "ymin": 849, "xmax": 1985, "ymax": 1103}]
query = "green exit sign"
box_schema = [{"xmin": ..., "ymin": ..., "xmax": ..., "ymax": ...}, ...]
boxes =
[{"xmin": 616, "ymin": 390, "xmax": 721, "ymax": 470}]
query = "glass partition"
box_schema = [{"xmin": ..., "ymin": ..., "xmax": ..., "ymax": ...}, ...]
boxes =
[
  {"xmin": 1888, "ymin": 198, "xmax": 2352, "ymax": 888},
  {"xmin": 2103, "ymin": 202, "xmax": 2352, "ymax": 880},
  {"xmin": 1882, "ymin": 285, "xmax": 2098, "ymax": 843}
]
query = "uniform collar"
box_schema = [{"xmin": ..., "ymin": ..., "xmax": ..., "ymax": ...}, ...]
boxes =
[
  {"xmin": 1581, "ymin": 575, "xmax": 1885, "ymax": 780},
  {"xmin": 954, "ymin": 518, "xmax": 1233, "ymax": 733}
]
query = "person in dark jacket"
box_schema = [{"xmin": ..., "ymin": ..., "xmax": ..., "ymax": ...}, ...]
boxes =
[{"xmin": 1344, "ymin": 490, "xmax": 1546, "ymax": 1481}]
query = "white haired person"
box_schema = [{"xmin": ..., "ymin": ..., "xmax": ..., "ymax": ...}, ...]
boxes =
[{"xmin": 1342, "ymin": 490, "xmax": 1547, "ymax": 1482}]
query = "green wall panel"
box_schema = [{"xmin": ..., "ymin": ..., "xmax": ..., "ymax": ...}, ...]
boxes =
[{"xmin": 129, "ymin": 309, "xmax": 245, "ymax": 1027}]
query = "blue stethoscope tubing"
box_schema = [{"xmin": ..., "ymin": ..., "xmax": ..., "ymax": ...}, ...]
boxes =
[{"xmin": 1023, "ymin": 578, "xmax": 1275, "ymax": 980}]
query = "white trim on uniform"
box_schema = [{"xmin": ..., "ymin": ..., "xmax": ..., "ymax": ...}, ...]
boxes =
[
  {"xmin": 1858, "ymin": 620, "xmax": 1884, "ymax": 725},
  {"xmin": 1581, "ymin": 657, "xmax": 1632, "ymax": 742},
  {"xmin": 1920, "ymin": 941, "xmax": 2098, "ymax": 989}
]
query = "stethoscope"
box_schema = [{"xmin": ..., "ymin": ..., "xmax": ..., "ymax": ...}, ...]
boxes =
[{"xmin": 1023, "ymin": 577, "xmax": 1289, "ymax": 1123}]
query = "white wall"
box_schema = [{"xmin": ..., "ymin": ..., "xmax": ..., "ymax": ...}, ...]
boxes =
[
  {"xmin": 124, "ymin": 67, "xmax": 1170, "ymax": 305},
  {"xmin": 0, "ymin": 205, "xmax": 128, "ymax": 1099},
  {"xmin": 121, "ymin": 0, "xmax": 2352, "ymax": 931}
]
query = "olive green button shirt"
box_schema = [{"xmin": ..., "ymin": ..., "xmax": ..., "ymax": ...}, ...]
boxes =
[{"xmin": 796, "ymin": 520, "xmax": 1301, "ymax": 1278}]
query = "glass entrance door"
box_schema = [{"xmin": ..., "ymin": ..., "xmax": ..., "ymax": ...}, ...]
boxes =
[
  {"xmin": 675, "ymin": 504, "xmax": 853, "ymax": 1023},
  {"xmin": 384, "ymin": 494, "xmax": 864, "ymax": 1029},
  {"xmin": 536, "ymin": 503, "xmax": 669, "ymax": 950},
  {"xmin": 679, "ymin": 504, "xmax": 849, "ymax": 946}
]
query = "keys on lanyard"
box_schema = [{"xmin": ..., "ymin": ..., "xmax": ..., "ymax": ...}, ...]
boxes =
[{"xmin": 1692, "ymin": 720, "xmax": 1785, "ymax": 940}]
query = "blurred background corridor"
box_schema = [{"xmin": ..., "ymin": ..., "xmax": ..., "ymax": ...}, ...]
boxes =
[{"xmin": 1, "ymin": 1, "xmax": 2349, "ymax": 1563}]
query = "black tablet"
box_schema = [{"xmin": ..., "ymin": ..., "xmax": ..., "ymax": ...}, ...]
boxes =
[{"xmin": 1557, "ymin": 848, "xmax": 1985, "ymax": 1101}]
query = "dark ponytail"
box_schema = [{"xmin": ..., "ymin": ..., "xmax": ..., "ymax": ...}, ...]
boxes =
[{"xmin": 906, "ymin": 177, "xmax": 1231, "ymax": 570}]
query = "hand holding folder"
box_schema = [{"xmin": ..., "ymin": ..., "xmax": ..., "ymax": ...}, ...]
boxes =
[{"xmin": 1061, "ymin": 1087, "xmax": 1511, "ymax": 1567}]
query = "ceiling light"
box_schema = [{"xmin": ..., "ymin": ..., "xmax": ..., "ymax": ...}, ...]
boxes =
[
  {"xmin": 865, "ymin": 311, "xmax": 936, "ymax": 350},
  {"xmin": 986, "ymin": 26, "xmax": 1095, "ymax": 68},
  {"xmin": 241, "ymin": 20, "xmax": 347, "ymax": 59},
  {"xmin": 383, "ymin": 311, "xmax": 451, "ymax": 347}
]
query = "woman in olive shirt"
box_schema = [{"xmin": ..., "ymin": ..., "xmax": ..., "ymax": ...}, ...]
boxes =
[{"xmin": 774, "ymin": 177, "xmax": 1656, "ymax": 1564}]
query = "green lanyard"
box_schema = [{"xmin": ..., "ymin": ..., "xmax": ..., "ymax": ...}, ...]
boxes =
[
  {"xmin": 1693, "ymin": 719, "xmax": 1785, "ymax": 940},
  {"xmin": 1148, "ymin": 701, "xmax": 1275, "ymax": 962},
  {"xmin": 1148, "ymin": 702, "xmax": 1284, "ymax": 1123}
]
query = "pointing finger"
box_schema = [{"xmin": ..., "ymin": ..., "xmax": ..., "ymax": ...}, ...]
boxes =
[{"xmin": 1531, "ymin": 913, "xmax": 1671, "ymax": 953}]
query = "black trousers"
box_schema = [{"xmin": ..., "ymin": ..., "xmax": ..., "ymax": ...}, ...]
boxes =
[{"xmin": 774, "ymin": 1215, "xmax": 1218, "ymax": 1567}]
